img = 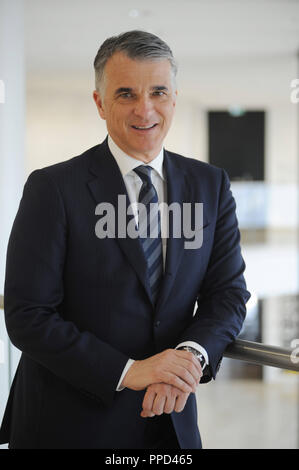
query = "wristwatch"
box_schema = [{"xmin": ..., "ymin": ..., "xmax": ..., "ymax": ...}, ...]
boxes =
[{"xmin": 178, "ymin": 346, "xmax": 206, "ymax": 370}]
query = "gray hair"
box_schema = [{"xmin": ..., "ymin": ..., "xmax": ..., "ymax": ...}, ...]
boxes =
[{"xmin": 94, "ymin": 30, "xmax": 178, "ymax": 96}]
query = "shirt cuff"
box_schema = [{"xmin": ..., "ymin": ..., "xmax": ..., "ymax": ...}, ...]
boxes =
[
  {"xmin": 116, "ymin": 358, "xmax": 135, "ymax": 391},
  {"xmin": 176, "ymin": 341, "xmax": 209, "ymax": 370}
]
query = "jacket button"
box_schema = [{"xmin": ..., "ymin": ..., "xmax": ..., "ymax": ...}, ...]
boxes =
[{"xmin": 154, "ymin": 320, "xmax": 161, "ymax": 327}]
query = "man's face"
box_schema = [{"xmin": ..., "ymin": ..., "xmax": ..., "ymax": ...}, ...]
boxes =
[{"xmin": 93, "ymin": 52, "xmax": 177, "ymax": 162}]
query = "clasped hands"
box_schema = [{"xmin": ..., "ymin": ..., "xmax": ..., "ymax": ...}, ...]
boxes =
[{"xmin": 121, "ymin": 349, "xmax": 203, "ymax": 418}]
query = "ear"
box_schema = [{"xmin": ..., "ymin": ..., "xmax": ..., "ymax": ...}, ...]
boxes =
[{"xmin": 93, "ymin": 90, "xmax": 106, "ymax": 120}]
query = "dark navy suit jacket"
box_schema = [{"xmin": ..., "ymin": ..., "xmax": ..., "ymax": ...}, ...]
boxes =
[{"xmin": 0, "ymin": 138, "xmax": 250, "ymax": 448}]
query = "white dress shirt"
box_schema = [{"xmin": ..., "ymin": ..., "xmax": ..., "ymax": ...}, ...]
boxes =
[{"xmin": 107, "ymin": 136, "xmax": 209, "ymax": 390}]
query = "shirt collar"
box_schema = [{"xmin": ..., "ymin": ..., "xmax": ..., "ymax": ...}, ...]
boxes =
[{"xmin": 108, "ymin": 135, "xmax": 165, "ymax": 180}]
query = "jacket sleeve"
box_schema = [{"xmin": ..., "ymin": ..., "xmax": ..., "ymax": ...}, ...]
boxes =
[
  {"xmin": 4, "ymin": 169, "xmax": 129, "ymax": 407},
  {"xmin": 176, "ymin": 169, "xmax": 251, "ymax": 381}
]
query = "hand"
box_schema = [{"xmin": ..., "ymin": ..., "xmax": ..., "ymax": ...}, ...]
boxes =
[
  {"xmin": 140, "ymin": 383, "xmax": 190, "ymax": 418},
  {"xmin": 121, "ymin": 348, "xmax": 203, "ymax": 394}
]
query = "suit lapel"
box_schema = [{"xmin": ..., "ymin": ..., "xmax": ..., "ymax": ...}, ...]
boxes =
[
  {"xmin": 155, "ymin": 150, "xmax": 190, "ymax": 312},
  {"xmin": 86, "ymin": 140, "xmax": 192, "ymax": 311},
  {"xmin": 87, "ymin": 139, "xmax": 153, "ymax": 304}
]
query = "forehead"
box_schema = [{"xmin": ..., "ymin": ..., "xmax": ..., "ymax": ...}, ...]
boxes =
[{"xmin": 104, "ymin": 52, "xmax": 173, "ymax": 89}]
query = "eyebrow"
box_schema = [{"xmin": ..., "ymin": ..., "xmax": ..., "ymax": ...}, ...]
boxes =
[
  {"xmin": 152, "ymin": 86, "xmax": 169, "ymax": 92},
  {"xmin": 114, "ymin": 85, "xmax": 169, "ymax": 96},
  {"xmin": 114, "ymin": 87, "xmax": 132, "ymax": 96}
]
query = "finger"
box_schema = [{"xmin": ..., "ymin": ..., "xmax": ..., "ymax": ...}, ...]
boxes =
[
  {"xmin": 152, "ymin": 393, "xmax": 166, "ymax": 416},
  {"xmin": 168, "ymin": 362, "xmax": 201, "ymax": 392},
  {"xmin": 164, "ymin": 391, "xmax": 176, "ymax": 414},
  {"xmin": 164, "ymin": 372, "xmax": 193, "ymax": 394},
  {"xmin": 175, "ymin": 351, "xmax": 203, "ymax": 377},
  {"xmin": 175, "ymin": 356, "xmax": 203, "ymax": 390},
  {"xmin": 153, "ymin": 351, "xmax": 200, "ymax": 393},
  {"xmin": 140, "ymin": 409, "xmax": 155, "ymax": 418},
  {"xmin": 142, "ymin": 388, "xmax": 156, "ymax": 416},
  {"xmin": 174, "ymin": 392, "xmax": 189, "ymax": 413},
  {"xmin": 179, "ymin": 355, "xmax": 203, "ymax": 379},
  {"xmin": 174, "ymin": 365, "xmax": 198, "ymax": 392}
]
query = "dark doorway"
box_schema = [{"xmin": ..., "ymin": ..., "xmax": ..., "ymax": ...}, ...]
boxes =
[{"xmin": 208, "ymin": 110, "xmax": 265, "ymax": 181}]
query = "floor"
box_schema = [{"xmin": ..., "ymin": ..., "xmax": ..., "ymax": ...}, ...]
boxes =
[{"xmin": 196, "ymin": 376, "xmax": 299, "ymax": 449}]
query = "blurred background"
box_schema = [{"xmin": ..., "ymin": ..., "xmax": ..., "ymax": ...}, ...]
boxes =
[{"xmin": 0, "ymin": 0, "xmax": 298, "ymax": 449}]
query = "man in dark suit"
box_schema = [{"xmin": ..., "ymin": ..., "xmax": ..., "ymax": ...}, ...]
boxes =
[{"xmin": 0, "ymin": 30, "xmax": 250, "ymax": 449}]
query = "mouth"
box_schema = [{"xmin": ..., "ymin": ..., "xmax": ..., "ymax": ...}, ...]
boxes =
[{"xmin": 131, "ymin": 123, "xmax": 158, "ymax": 131}]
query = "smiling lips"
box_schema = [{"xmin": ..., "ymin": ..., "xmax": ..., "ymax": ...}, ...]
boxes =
[{"xmin": 131, "ymin": 123, "xmax": 158, "ymax": 131}]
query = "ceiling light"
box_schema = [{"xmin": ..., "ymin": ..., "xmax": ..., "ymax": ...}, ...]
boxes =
[
  {"xmin": 228, "ymin": 106, "xmax": 246, "ymax": 117},
  {"xmin": 128, "ymin": 9, "xmax": 140, "ymax": 18}
]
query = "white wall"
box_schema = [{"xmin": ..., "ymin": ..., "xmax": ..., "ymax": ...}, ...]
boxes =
[
  {"xmin": 26, "ymin": 55, "xmax": 298, "ymax": 177},
  {"xmin": 0, "ymin": 0, "xmax": 25, "ymax": 447}
]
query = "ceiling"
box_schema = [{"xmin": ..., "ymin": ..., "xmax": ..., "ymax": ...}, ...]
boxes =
[
  {"xmin": 24, "ymin": 0, "xmax": 299, "ymax": 104},
  {"xmin": 25, "ymin": 0, "xmax": 299, "ymax": 70}
]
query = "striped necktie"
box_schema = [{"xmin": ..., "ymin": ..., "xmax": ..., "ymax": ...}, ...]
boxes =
[{"xmin": 134, "ymin": 165, "xmax": 163, "ymax": 305}]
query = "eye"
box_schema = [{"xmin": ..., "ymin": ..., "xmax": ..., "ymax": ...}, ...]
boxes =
[
  {"xmin": 119, "ymin": 92, "xmax": 133, "ymax": 99},
  {"xmin": 153, "ymin": 91, "xmax": 166, "ymax": 97}
]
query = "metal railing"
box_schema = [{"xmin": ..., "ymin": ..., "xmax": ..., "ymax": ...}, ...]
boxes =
[
  {"xmin": 224, "ymin": 338, "xmax": 299, "ymax": 372},
  {"xmin": 0, "ymin": 294, "xmax": 298, "ymax": 372}
]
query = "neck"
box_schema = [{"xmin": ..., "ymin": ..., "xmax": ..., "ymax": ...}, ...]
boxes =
[{"xmin": 109, "ymin": 136, "xmax": 162, "ymax": 163}]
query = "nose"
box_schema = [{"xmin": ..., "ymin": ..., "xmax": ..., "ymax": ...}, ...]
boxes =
[{"xmin": 133, "ymin": 95, "xmax": 154, "ymax": 119}]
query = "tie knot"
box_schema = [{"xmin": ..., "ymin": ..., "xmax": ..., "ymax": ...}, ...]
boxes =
[{"xmin": 134, "ymin": 165, "xmax": 152, "ymax": 185}]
